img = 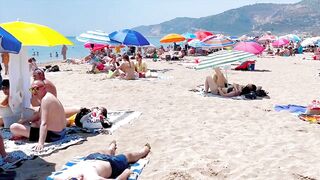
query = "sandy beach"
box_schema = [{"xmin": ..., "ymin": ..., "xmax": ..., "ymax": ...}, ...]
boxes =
[{"xmin": 6, "ymin": 55, "xmax": 320, "ymax": 179}]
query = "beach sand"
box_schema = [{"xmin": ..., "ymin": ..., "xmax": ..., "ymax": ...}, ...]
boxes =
[{"xmin": 7, "ymin": 55, "xmax": 320, "ymax": 179}]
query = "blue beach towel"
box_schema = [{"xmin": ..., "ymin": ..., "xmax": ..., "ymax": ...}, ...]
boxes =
[
  {"xmin": 274, "ymin": 104, "xmax": 307, "ymax": 115},
  {"xmin": 47, "ymin": 157, "xmax": 149, "ymax": 180}
]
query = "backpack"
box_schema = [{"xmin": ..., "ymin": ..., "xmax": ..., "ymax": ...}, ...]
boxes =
[{"xmin": 49, "ymin": 65, "xmax": 60, "ymax": 72}]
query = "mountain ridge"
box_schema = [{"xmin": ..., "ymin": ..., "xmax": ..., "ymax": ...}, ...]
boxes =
[{"xmin": 133, "ymin": 0, "xmax": 320, "ymax": 36}]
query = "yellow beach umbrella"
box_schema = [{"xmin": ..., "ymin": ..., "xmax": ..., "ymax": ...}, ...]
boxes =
[
  {"xmin": 0, "ymin": 21, "xmax": 73, "ymax": 46},
  {"xmin": 160, "ymin": 33, "xmax": 185, "ymax": 43}
]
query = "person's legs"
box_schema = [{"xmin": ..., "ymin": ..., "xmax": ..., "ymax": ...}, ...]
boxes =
[
  {"xmin": 64, "ymin": 107, "xmax": 81, "ymax": 118},
  {"xmin": 10, "ymin": 123, "xmax": 31, "ymax": 138},
  {"xmin": 4, "ymin": 64, "xmax": 8, "ymax": 75},
  {"xmin": 99, "ymin": 140, "xmax": 117, "ymax": 156},
  {"xmin": 214, "ymin": 68, "xmax": 227, "ymax": 87},
  {"xmin": 124, "ymin": 143, "xmax": 151, "ymax": 163},
  {"xmin": 204, "ymin": 76, "xmax": 219, "ymax": 94}
]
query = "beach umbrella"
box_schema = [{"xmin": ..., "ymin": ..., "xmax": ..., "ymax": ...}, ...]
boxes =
[
  {"xmin": 181, "ymin": 32, "xmax": 196, "ymax": 39},
  {"xmin": 160, "ymin": 33, "xmax": 185, "ymax": 43},
  {"xmin": 194, "ymin": 30, "xmax": 213, "ymax": 41},
  {"xmin": 109, "ymin": 29, "xmax": 150, "ymax": 46},
  {"xmin": 188, "ymin": 39, "xmax": 211, "ymax": 48},
  {"xmin": 195, "ymin": 50, "xmax": 256, "ymax": 70},
  {"xmin": 202, "ymin": 36, "xmax": 235, "ymax": 48},
  {"xmin": 77, "ymin": 30, "xmax": 120, "ymax": 45},
  {"xmin": 0, "ymin": 27, "xmax": 22, "ymax": 53},
  {"xmin": 233, "ymin": 41, "xmax": 264, "ymax": 55},
  {"xmin": 301, "ymin": 37, "xmax": 320, "ymax": 47},
  {"xmin": 272, "ymin": 38, "xmax": 290, "ymax": 47},
  {"xmin": 0, "ymin": 21, "xmax": 73, "ymax": 46},
  {"xmin": 258, "ymin": 34, "xmax": 277, "ymax": 43},
  {"xmin": 282, "ymin": 34, "xmax": 301, "ymax": 42}
]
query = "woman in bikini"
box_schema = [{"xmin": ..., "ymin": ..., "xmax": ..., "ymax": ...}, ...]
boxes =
[{"xmin": 204, "ymin": 68, "xmax": 257, "ymax": 97}]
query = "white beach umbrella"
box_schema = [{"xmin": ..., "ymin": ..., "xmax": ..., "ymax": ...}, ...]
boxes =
[
  {"xmin": 76, "ymin": 30, "xmax": 119, "ymax": 45},
  {"xmin": 195, "ymin": 50, "xmax": 256, "ymax": 70}
]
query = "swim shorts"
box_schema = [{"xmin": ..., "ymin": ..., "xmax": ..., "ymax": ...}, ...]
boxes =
[
  {"xmin": 84, "ymin": 153, "xmax": 128, "ymax": 178},
  {"xmin": 29, "ymin": 127, "xmax": 66, "ymax": 142}
]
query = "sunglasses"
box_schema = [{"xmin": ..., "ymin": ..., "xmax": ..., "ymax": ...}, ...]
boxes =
[{"xmin": 29, "ymin": 85, "xmax": 44, "ymax": 94}]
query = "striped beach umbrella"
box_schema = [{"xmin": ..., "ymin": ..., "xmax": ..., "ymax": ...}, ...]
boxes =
[
  {"xmin": 188, "ymin": 39, "xmax": 211, "ymax": 48},
  {"xmin": 202, "ymin": 36, "xmax": 235, "ymax": 48},
  {"xmin": 195, "ymin": 50, "xmax": 255, "ymax": 70},
  {"xmin": 76, "ymin": 30, "xmax": 119, "ymax": 45}
]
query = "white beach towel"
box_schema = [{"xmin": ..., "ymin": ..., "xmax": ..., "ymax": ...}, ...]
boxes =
[
  {"xmin": 46, "ymin": 157, "xmax": 149, "ymax": 180},
  {"xmin": 67, "ymin": 111, "xmax": 142, "ymax": 134},
  {"xmin": 0, "ymin": 129, "xmax": 86, "ymax": 170}
]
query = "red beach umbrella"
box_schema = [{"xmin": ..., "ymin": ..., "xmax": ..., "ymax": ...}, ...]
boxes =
[{"xmin": 195, "ymin": 30, "xmax": 214, "ymax": 41}]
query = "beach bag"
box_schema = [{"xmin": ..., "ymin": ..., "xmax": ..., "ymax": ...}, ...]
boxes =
[
  {"xmin": 79, "ymin": 108, "xmax": 112, "ymax": 129},
  {"xmin": 235, "ymin": 61, "xmax": 255, "ymax": 71},
  {"xmin": 49, "ymin": 65, "xmax": 60, "ymax": 72},
  {"xmin": 306, "ymin": 100, "xmax": 320, "ymax": 115}
]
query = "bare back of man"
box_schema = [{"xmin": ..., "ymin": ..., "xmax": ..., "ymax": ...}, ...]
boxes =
[{"xmin": 119, "ymin": 62, "xmax": 136, "ymax": 80}]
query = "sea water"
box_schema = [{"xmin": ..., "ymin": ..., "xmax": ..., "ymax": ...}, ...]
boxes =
[{"xmin": 29, "ymin": 36, "xmax": 163, "ymax": 63}]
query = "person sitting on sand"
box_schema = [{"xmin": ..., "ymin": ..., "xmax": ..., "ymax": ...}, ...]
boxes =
[
  {"xmin": 10, "ymin": 80, "xmax": 66, "ymax": 151},
  {"xmin": 53, "ymin": 140, "xmax": 151, "ymax": 180},
  {"xmin": 135, "ymin": 53, "xmax": 148, "ymax": 78},
  {"xmin": 108, "ymin": 54, "xmax": 136, "ymax": 80},
  {"xmin": 204, "ymin": 68, "xmax": 257, "ymax": 97}
]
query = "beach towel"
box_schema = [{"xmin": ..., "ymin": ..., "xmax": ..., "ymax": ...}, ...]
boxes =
[
  {"xmin": 46, "ymin": 157, "xmax": 149, "ymax": 180},
  {"xmin": 298, "ymin": 114, "xmax": 320, "ymax": 124},
  {"xmin": 68, "ymin": 110, "xmax": 142, "ymax": 134},
  {"xmin": 274, "ymin": 104, "xmax": 307, "ymax": 115},
  {"xmin": 0, "ymin": 129, "xmax": 86, "ymax": 170},
  {"xmin": 190, "ymin": 86, "xmax": 260, "ymax": 100}
]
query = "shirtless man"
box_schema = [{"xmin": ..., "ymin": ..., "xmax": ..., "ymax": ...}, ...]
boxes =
[
  {"xmin": 10, "ymin": 80, "xmax": 66, "ymax": 151},
  {"xmin": 32, "ymin": 68, "xmax": 57, "ymax": 98},
  {"xmin": 54, "ymin": 141, "xmax": 151, "ymax": 180}
]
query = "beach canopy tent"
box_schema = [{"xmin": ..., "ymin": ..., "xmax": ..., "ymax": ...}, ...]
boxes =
[
  {"xmin": 202, "ymin": 35, "xmax": 235, "ymax": 48},
  {"xmin": 181, "ymin": 32, "xmax": 196, "ymax": 39},
  {"xmin": 109, "ymin": 29, "xmax": 150, "ymax": 46},
  {"xmin": 272, "ymin": 38, "xmax": 290, "ymax": 47},
  {"xmin": 76, "ymin": 30, "xmax": 120, "ymax": 45},
  {"xmin": 233, "ymin": 41, "xmax": 264, "ymax": 55},
  {"xmin": 194, "ymin": 30, "xmax": 213, "ymax": 41},
  {"xmin": 0, "ymin": 20, "xmax": 72, "ymax": 114},
  {"xmin": 195, "ymin": 50, "xmax": 256, "ymax": 70},
  {"xmin": 0, "ymin": 27, "xmax": 21, "ymax": 54},
  {"xmin": 160, "ymin": 33, "xmax": 186, "ymax": 43}
]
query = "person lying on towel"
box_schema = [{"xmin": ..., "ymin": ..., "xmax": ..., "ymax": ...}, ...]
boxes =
[
  {"xmin": 10, "ymin": 80, "xmax": 66, "ymax": 151},
  {"xmin": 204, "ymin": 68, "xmax": 267, "ymax": 98},
  {"xmin": 53, "ymin": 140, "xmax": 151, "ymax": 180}
]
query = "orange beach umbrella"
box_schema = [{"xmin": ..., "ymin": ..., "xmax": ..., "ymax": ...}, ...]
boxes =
[{"xmin": 160, "ymin": 33, "xmax": 185, "ymax": 43}]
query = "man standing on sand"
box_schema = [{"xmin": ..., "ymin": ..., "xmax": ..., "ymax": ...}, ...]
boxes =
[
  {"xmin": 61, "ymin": 45, "xmax": 68, "ymax": 60},
  {"xmin": 10, "ymin": 80, "xmax": 66, "ymax": 151}
]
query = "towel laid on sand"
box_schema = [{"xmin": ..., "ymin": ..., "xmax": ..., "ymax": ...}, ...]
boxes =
[
  {"xmin": 274, "ymin": 104, "xmax": 307, "ymax": 115},
  {"xmin": 0, "ymin": 129, "xmax": 85, "ymax": 170},
  {"xmin": 190, "ymin": 87, "xmax": 251, "ymax": 100},
  {"xmin": 46, "ymin": 157, "xmax": 149, "ymax": 180},
  {"xmin": 68, "ymin": 110, "xmax": 141, "ymax": 134}
]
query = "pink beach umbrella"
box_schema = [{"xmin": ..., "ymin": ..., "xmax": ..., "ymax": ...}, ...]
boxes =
[
  {"xmin": 233, "ymin": 42, "xmax": 265, "ymax": 55},
  {"xmin": 272, "ymin": 38, "xmax": 290, "ymax": 47}
]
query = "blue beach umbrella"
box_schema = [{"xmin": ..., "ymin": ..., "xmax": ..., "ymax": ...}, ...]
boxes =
[
  {"xmin": 0, "ymin": 27, "xmax": 22, "ymax": 54},
  {"xmin": 182, "ymin": 32, "xmax": 196, "ymax": 39},
  {"xmin": 109, "ymin": 29, "xmax": 150, "ymax": 46}
]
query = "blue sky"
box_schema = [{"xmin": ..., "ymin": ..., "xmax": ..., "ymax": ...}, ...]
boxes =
[{"xmin": 0, "ymin": 0, "xmax": 301, "ymax": 36}]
